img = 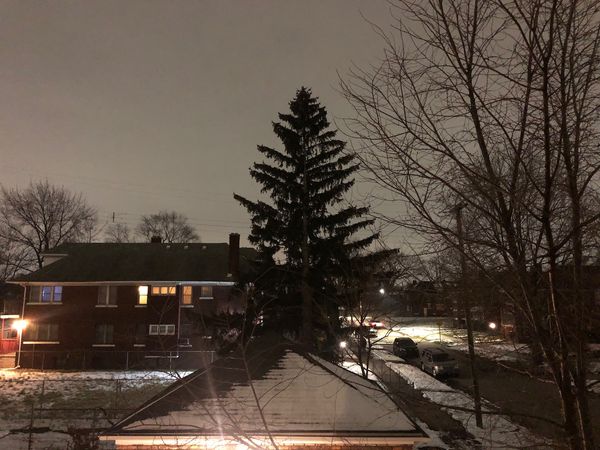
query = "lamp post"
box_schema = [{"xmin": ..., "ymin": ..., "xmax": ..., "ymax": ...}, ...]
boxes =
[{"xmin": 12, "ymin": 319, "xmax": 28, "ymax": 369}]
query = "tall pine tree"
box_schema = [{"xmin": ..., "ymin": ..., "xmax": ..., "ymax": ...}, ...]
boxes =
[{"xmin": 235, "ymin": 87, "xmax": 381, "ymax": 349}]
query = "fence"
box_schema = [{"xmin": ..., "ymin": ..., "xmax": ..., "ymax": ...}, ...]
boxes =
[
  {"xmin": 0, "ymin": 372, "xmax": 189, "ymax": 449},
  {"xmin": 15, "ymin": 349, "xmax": 216, "ymax": 370},
  {"xmin": 0, "ymin": 338, "xmax": 18, "ymax": 354}
]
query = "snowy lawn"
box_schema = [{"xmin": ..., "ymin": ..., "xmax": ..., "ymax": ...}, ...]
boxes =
[
  {"xmin": 449, "ymin": 342, "xmax": 530, "ymax": 362},
  {"xmin": 0, "ymin": 369, "xmax": 191, "ymax": 449},
  {"xmin": 372, "ymin": 350, "xmax": 550, "ymax": 449}
]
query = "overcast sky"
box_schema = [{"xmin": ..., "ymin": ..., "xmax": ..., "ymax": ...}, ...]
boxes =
[{"xmin": 0, "ymin": 1, "xmax": 402, "ymax": 246}]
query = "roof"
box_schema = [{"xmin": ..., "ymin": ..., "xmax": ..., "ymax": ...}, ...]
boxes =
[
  {"xmin": 101, "ymin": 337, "xmax": 427, "ymax": 448},
  {"xmin": 11, "ymin": 243, "xmax": 257, "ymax": 283}
]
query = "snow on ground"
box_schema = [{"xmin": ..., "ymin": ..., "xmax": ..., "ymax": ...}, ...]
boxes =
[
  {"xmin": 371, "ymin": 350, "xmax": 550, "ymax": 449},
  {"xmin": 341, "ymin": 360, "xmax": 379, "ymax": 380},
  {"xmin": 449, "ymin": 342, "xmax": 530, "ymax": 362},
  {"xmin": 414, "ymin": 419, "xmax": 449, "ymax": 450},
  {"xmin": 0, "ymin": 369, "xmax": 191, "ymax": 449}
]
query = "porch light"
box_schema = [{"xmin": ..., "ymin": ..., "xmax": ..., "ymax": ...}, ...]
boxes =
[
  {"xmin": 12, "ymin": 319, "xmax": 28, "ymax": 332},
  {"xmin": 488, "ymin": 322, "xmax": 497, "ymax": 330}
]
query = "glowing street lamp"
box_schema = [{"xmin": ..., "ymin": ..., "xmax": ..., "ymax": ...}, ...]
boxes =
[
  {"xmin": 12, "ymin": 319, "xmax": 28, "ymax": 368},
  {"xmin": 488, "ymin": 322, "xmax": 497, "ymax": 330},
  {"xmin": 378, "ymin": 288, "xmax": 385, "ymax": 295},
  {"xmin": 339, "ymin": 340, "xmax": 348, "ymax": 349}
]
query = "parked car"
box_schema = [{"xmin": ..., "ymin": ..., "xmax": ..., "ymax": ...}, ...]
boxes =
[
  {"xmin": 420, "ymin": 348, "xmax": 459, "ymax": 378},
  {"xmin": 392, "ymin": 337, "xmax": 419, "ymax": 359},
  {"xmin": 369, "ymin": 320, "xmax": 385, "ymax": 329}
]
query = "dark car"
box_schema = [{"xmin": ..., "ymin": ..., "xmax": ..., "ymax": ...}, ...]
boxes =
[
  {"xmin": 420, "ymin": 348, "xmax": 459, "ymax": 378},
  {"xmin": 392, "ymin": 337, "xmax": 419, "ymax": 359}
]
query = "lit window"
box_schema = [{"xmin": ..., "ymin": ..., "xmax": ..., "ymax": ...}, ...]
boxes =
[
  {"xmin": 138, "ymin": 286, "xmax": 148, "ymax": 305},
  {"xmin": 182, "ymin": 286, "xmax": 192, "ymax": 305},
  {"xmin": 41, "ymin": 287, "xmax": 52, "ymax": 302},
  {"xmin": 95, "ymin": 324, "xmax": 114, "ymax": 344},
  {"xmin": 151, "ymin": 286, "xmax": 176, "ymax": 296},
  {"xmin": 200, "ymin": 286, "xmax": 213, "ymax": 298},
  {"xmin": 30, "ymin": 286, "xmax": 63, "ymax": 304},
  {"xmin": 98, "ymin": 286, "xmax": 118, "ymax": 306}
]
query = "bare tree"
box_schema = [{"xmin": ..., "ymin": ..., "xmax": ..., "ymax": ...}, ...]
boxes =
[
  {"xmin": 0, "ymin": 181, "xmax": 97, "ymax": 269},
  {"xmin": 342, "ymin": 1, "xmax": 600, "ymax": 448},
  {"xmin": 104, "ymin": 223, "xmax": 131, "ymax": 243},
  {"xmin": 136, "ymin": 210, "xmax": 199, "ymax": 243},
  {"xmin": 0, "ymin": 234, "xmax": 30, "ymax": 281}
]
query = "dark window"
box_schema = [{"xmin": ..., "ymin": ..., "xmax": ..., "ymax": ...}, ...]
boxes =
[
  {"xmin": 24, "ymin": 324, "xmax": 59, "ymax": 341},
  {"xmin": 134, "ymin": 324, "xmax": 146, "ymax": 344},
  {"xmin": 180, "ymin": 323, "xmax": 194, "ymax": 338},
  {"xmin": 432, "ymin": 353, "xmax": 451, "ymax": 362},
  {"xmin": 98, "ymin": 286, "xmax": 118, "ymax": 305},
  {"xmin": 95, "ymin": 324, "xmax": 114, "ymax": 344},
  {"xmin": 200, "ymin": 286, "xmax": 213, "ymax": 298},
  {"xmin": 28, "ymin": 286, "xmax": 41, "ymax": 302}
]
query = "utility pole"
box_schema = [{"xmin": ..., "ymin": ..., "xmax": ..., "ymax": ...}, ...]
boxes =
[{"xmin": 455, "ymin": 204, "xmax": 483, "ymax": 428}]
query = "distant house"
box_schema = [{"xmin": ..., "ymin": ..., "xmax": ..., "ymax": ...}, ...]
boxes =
[
  {"xmin": 100, "ymin": 337, "xmax": 429, "ymax": 449},
  {"xmin": 8, "ymin": 234, "xmax": 257, "ymax": 369}
]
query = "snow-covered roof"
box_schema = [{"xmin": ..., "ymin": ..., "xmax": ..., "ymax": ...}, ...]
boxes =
[{"xmin": 102, "ymin": 338, "xmax": 427, "ymax": 448}]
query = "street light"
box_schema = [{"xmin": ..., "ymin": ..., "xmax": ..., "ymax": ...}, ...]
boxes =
[
  {"xmin": 488, "ymin": 322, "xmax": 497, "ymax": 330},
  {"xmin": 379, "ymin": 288, "xmax": 385, "ymax": 295},
  {"xmin": 12, "ymin": 319, "xmax": 28, "ymax": 368}
]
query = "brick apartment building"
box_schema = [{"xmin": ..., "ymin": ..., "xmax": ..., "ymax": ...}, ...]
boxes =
[{"xmin": 8, "ymin": 233, "xmax": 256, "ymax": 369}]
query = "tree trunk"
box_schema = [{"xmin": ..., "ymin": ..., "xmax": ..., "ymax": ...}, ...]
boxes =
[{"xmin": 301, "ymin": 145, "xmax": 312, "ymax": 347}]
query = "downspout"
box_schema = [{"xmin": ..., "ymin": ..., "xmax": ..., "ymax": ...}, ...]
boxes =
[{"xmin": 16, "ymin": 285, "xmax": 27, "ymax": 368}]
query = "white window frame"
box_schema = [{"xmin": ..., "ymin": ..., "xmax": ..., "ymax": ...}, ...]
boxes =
[{"xmin": 149, "ymin": 324, "xmax": 175, "ymax": 335}]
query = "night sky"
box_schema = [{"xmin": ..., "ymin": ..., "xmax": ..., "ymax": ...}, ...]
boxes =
[{"xmin": 0, "ymin": 1, "xmax": 397, "ymax": 246}]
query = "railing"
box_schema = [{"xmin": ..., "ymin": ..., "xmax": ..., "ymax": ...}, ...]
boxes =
[{"xmin": 0, "ymin": 338, "xmax": 18, "ymax": 354}]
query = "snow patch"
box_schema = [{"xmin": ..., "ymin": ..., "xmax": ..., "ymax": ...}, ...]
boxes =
[{"xmin": 386, "ymin": 361, "xmax": 550, "ymax": 449}]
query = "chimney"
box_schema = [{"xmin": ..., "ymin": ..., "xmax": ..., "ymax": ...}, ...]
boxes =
[
  {"xmin": 150, "ymin": 235, "xmax": 162, "ymax": 244},
  {"xmin": 228, "ymin": 233, "xmax": 240, "ymax": 279}
]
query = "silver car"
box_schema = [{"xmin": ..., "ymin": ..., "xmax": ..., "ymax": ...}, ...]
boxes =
[{"xmin": 420, "ymin": 348, "xmax": 459, "ymax": 378}]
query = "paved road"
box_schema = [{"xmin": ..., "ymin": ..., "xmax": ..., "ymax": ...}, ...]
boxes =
[{"xmin": 373, "ymin": 331, "xmax": 600, "ymax": 445}]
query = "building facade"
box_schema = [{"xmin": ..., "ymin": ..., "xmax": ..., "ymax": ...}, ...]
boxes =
[{"xmin": 9, "ymin": 233, "xmax": 256, "ymax": 369}]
